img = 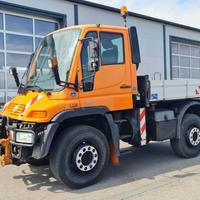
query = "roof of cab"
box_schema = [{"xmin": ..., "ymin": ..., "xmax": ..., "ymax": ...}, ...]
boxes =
[{"xmin": 49, "ymin": 24, "xmax": 128, "ymax": 35}]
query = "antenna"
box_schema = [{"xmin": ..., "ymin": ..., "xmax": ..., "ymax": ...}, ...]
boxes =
[{"xmin": 120, "ymin": 6, "xmax": 128, "ymax": 27}]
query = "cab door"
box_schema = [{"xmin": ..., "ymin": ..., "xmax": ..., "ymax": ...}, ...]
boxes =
[{"xmin": 78, "ymin": 28, "xmax": 134, "ymax": 111}]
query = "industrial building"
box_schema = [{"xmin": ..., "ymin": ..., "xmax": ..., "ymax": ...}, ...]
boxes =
[{"xmin": 0, "ymin": 0, "xmax": 200, "ymax": 104}]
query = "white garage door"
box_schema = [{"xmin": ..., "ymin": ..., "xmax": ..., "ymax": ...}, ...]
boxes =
[{"xmin": 171, "ymin": 40, "xmax": 200, "ymax": 80}]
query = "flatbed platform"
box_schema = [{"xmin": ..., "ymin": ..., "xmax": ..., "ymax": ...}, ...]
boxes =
[{"xmin": 150, "ymin": 79, "xmax": 200, "ymax": 101}]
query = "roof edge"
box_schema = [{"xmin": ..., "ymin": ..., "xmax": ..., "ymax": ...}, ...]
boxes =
[{"xmin": 66, "ymin": 0, "xmax": 200, "ymax": 33}]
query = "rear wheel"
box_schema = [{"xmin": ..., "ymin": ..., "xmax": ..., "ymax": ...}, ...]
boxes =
[
  {"xmin": 50, "ymin": 125, "xmax": 109, "ymax": 188},
  {"xmin": 171, "ymin": 114, "xmax": 200, "ymax": 158}
]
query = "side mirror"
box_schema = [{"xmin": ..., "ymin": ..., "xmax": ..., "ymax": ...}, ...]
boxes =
[
  {"xmin": 88, "ymin": 39, "xmax": 99, "ymax": 72},
  {"xmin": 129, "ymin": 26, "xmax": 141, "ymax": 69},
  {"xmin": 9, "ymin": 67, "xmax": 20, "ymax": 87},
  {"xmin": 48, "ymin": 58, "xmax": 61, "ymax": 86}
]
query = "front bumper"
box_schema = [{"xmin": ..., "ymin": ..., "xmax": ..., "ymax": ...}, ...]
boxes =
[{"xmin": 0, "ymin": 116, "xmax": 57, "ymax": 166}]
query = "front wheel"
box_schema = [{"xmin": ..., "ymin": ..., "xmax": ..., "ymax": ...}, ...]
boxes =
[
  {"xmin": 50, "ymin": 125, "xmax": 109, "ymax": 188},
  {"xmin": 171, "ymin": 114, "xmax": 200, "ymax": 158}
]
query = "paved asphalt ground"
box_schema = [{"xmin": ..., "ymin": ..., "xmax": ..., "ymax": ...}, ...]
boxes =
[{"xmin": 1, "ymin": 141, "xmax": 200, "ymax": 200}]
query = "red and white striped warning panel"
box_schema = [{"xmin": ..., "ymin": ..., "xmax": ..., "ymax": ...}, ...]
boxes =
[
  {"xmin": 196, "ymin": 86, "xmax": 200, "ymax": 95},
  {"xmin": 139, "ymin": 108, "xmax": 147, "ymax": 145}
]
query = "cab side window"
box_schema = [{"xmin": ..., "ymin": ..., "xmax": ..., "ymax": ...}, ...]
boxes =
[
  {"xmin": 100, "ymin": 32, "xmax": 124, "ymax": 65},
  {"xmin": 81, "ymin": 31, "xmax": 97, "ymax": 91}
]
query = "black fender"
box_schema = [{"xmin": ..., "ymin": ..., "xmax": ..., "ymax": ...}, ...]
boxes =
[
  {"xmin": 32, "ymin": 107, "xmax": 120, "ymax": 159},
  {"xmin": 176, "ymin": 101, "xmax": 200, "ymax": 139}
]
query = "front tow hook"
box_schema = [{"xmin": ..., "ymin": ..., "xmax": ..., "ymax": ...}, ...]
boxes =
[{"xmin": 0, "ymin": 139, "xmax": 12, "ymax": 166}]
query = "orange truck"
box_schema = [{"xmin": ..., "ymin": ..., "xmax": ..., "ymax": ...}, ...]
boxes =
[{"xmin": 1, "ymin": 7, "xmax": 200, "ymax": 188}]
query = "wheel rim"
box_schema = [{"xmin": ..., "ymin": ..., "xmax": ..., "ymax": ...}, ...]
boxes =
[
  {"xmin": 73, "ymin": 144, "xmax": 98, "ymax": 172},
  {"xmin": 187, "ymin": 127, "xmax": 200, "ymax": 147}
]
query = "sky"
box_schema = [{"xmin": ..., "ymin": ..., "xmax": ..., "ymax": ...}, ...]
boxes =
[{"xmin": 88, "ymin": 0, "xmax": 200, "ymax": 28}]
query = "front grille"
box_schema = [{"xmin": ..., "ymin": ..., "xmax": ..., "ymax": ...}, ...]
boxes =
[
  {"xmin": 8, "ymin": 103, "xmax": 25, "ymax": 117},
  {"xmin": 6, "ymin": 118, "xmax": 36, "ymax": 132}
]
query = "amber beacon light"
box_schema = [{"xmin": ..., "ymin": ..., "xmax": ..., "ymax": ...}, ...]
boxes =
[{"xmin": 120, "ymin": 5, "xmax": 128, "ymax": 27}]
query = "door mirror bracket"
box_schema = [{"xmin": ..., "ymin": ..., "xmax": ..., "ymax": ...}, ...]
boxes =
[
  {"xmin": 9, "ymin": 67, "xmax": 20, "ymax": 87},
  {"xmin": 88, "ymin": 39, "xmax": 99, "ymax": 72}
]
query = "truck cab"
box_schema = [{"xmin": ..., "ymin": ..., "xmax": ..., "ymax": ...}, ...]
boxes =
[{"xmin": 1, "ymin": 24, "xmax": 138, "ymax": 122}]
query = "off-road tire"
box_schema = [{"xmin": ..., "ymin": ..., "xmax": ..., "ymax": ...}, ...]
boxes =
[
  {"xmin": 50, "ymin": 125, "xmax": 109, "ymax": 188},
  {"xmin": 171, "ymin": 114, "xmax": 200, "ymax": 158}
]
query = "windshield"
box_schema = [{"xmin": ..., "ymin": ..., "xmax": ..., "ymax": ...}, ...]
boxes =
[{"xmin": 22, "ymin": 28, "xmax": 81, "ymax": 91}]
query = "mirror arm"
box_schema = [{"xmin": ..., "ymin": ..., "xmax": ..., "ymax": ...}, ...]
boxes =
[
  {"xmin": 14, "ymin": 74, "xmax": 20, "ymax": 87},
  {"xmin": 9, "ymin": 67, "xmax": 20, "ymax": 87}
]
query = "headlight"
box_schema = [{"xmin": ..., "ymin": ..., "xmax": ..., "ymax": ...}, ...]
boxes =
[{"xmin": 16, "ymin": 132, "xmax": 34, "ymax": 144}]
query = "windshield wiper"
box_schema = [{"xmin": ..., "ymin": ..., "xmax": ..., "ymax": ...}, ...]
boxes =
[
  {"xmin": 25, "ymin": 85, "xmax": 46, "ymax": 93},
  {"xmin": 17, "ymin": 83, "xmax": 29, "ymax": 95}
]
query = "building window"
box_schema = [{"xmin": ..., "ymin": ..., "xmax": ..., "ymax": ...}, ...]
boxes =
[
  {"xmin": 7, "ymin": 53, "xmax": 31, "ymax": 68},
  {"xmin": 35, "ymin": 19, "xmax": 58, "ymax": 36},
  {"xmin": 35, "ymin": 37, "xmax": 42, "ymax": 47},
  {"xmin": 0, "ymin": 13, "xmax": 4, "ymax": 70},
  {"xmin": 0, "ymin": 53, "xmax": 4, "ymax": 69},
  {"xmin": 6, "ymin": 34, "xmax": 33, "ymax": 52},
  {"xmin": 0, "ymin": 10, "xmax": 60, "ymax": 103},
  {"xmin": 4, "ymin": 14, "xmax": 59, "ymax": 71},
  {"xmin": 0, "ymin": 13, "xmax": 3, "ymax": 30},
  {"xmin": 0, "ymin": 33, "xmax": 4, "ymax": 50},
  {"xmin": 171, "ymin": 38, "xmax": 200, "ymax": 79},
  {"xmin": 6, "ymin": 14, "xmax": 33, "ymax": 34},
  {"xmin": 0, "ymin": 72, "xmax": 5, "ymax": 89}
]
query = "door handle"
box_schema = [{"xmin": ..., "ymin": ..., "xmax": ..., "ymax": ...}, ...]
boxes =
[{"xmin": 120, "ymin": 84, "xmax": 132, "ymax": 89}]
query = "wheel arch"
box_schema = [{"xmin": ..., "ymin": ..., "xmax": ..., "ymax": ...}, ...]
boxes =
[
  {"xmin": 36, "ymin": 107, "xmax": 120, "ymax": 159},
  {"xmin": 176, "ymin": 101, "xmax": 200, "ymax": 138}
]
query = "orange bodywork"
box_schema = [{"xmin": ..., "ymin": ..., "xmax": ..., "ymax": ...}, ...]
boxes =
[{"xmin": 0, "ymin": 24, "xmax": 138, "ymax": 124}]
